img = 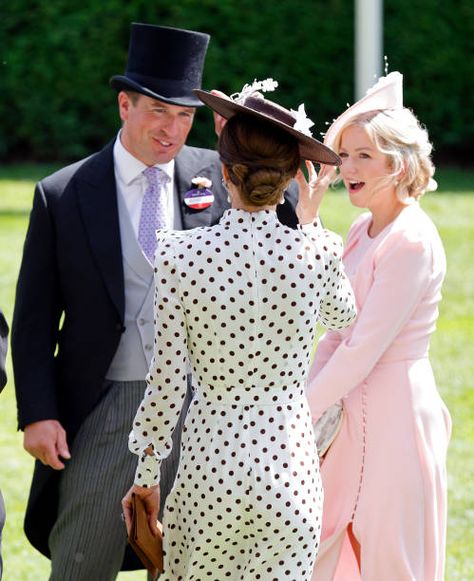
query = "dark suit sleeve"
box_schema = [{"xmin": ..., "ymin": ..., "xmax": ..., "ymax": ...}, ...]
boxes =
[
  {"xmin": 0, "ymin": 310, "xmax": 8, "ymax": 392},
  {"xmin": 12, "ymin": 181, "xmax": 62, "ymax": 428},
  {"xmin": 277, "ymin": 179, "xmax": 299, "ymax": 228},
  {"xmin": 277, "ymin": 179, "xmax": 327, "ymax": 229}
]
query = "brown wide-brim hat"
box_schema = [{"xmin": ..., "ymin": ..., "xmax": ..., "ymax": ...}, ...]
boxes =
[{"xmin": 193, "ymin": 89, "xmax": 341, "ymax": 166}]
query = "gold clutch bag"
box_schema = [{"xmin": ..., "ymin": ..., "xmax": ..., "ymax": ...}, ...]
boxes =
[{"xmin": 128, "ymin": 492, "xmax": 164, "ymax": 579}]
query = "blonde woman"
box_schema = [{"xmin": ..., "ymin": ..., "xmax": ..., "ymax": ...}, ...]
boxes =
[{"xmin": 308, "ymin": 73, "xmax": 452, "ymax": 580}]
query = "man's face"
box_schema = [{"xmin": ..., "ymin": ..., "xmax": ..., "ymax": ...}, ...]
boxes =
[{"xmin": 118, "ymin": 92, "xmax": 195, "ymax": 165}]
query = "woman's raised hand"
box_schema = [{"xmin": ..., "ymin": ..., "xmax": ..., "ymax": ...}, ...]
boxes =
[{"xmin": 295, "ymin": 161, "xmax": 336, "ymax": 225}]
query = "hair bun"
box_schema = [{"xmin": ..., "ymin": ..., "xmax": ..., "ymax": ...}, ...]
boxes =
[{"xmin": 218, "ymin": 114, "xmax": 300, "ymax": 207}]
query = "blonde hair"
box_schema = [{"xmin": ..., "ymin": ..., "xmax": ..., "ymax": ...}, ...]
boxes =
[
  {"xmin": 218, "ymin": 114, "xmax": 300, "ymax": 206},
  {"xmin": 332, "ymin": 108, "xmax": 437, "ymax": 203}
]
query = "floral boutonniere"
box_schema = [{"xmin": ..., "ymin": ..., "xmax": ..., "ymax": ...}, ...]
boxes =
[{"xmin": 184, "ymin": 176, "xmax": 215, "ymax": 210}]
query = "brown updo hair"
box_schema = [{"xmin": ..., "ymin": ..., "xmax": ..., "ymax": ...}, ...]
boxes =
[{"xmin": 218, "ymin": 113, "xmax": 301, "ymax": 206}]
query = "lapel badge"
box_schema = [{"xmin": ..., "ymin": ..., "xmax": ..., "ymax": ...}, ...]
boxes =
[{"xmin": 184, "ymin": 176, "xmax": 214, "ymax": 210}]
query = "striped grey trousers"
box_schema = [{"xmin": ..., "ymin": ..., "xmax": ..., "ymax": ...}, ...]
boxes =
[{"xmin": 48, "ymin": 379, "xmax": 191, "ymax": 581}]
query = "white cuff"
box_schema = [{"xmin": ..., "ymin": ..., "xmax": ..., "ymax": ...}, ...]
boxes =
[
  {"xmin": 134, "ymin": 453, "xmax": 161, "ymax": 487},
  {"xmin": 298, "ymin": 217, "xmax": 322, "ymax": 231}
]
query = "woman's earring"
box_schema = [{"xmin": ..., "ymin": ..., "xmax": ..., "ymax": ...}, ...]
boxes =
[{"xmin": 222, "ymin": 178, "xmax": 231, "ymax": 203}]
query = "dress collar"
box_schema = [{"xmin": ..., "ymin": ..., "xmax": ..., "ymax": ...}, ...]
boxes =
[{"xmin": 219, "ymin": 208, "xmax": 279, "ymax": 228}]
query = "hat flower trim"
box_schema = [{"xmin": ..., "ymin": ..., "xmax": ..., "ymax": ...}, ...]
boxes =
[
  {"xmin": 290, "ymin": 104, "xmax": 315, "ymax": 137},
  {"xmin": 231, "ymin": 78, "xmax": 278, "ymax": 104},
  {"xmin": 191, "ymin": 176, "xmax": 212, "ymax": 189},
  {"xmin": 231, "ymin": 78, "xmax": 316, "ymax": 138}
]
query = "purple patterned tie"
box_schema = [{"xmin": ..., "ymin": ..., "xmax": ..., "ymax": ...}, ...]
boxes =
[{"xmin": 138, "ymin": 166, "xmax": 170, "ymax": 263}]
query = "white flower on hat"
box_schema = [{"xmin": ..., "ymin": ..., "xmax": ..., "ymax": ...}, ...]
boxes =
[
  {"xmin": 231, "ymin": 78, "xmax": 278, "ymax": 104},
  {"xmin": 290, "ymin": 104, "xmax": 315, "ymax": 137}
]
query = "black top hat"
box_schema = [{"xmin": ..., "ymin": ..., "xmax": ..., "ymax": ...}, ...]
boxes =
[
  {"xmin": 110, "ymin": 23, "xmax": 210, "ymax": 107},
  {"xmin": 194, "ymin": 89, "xmax": 341, "ymax": 165}
]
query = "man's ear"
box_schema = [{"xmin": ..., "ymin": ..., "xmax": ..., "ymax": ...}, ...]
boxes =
[{"xmin": 118, "ymin": 91, "xmax": 131, "ymax": 123}]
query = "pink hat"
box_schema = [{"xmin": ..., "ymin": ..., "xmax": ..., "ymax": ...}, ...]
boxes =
[{"xmin": 324, "ymin": 72, "xmax": 404, "ymax": 150}]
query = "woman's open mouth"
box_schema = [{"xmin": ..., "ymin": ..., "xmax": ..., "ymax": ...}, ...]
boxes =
[{"xmin": 348, "ymin": 181, "xmax": 365, "ymax": 193}]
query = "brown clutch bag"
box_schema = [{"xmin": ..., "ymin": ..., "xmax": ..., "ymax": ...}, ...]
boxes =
[{"xmin": 128, "ymin": 492, "xmax": 164, "ymax": 578}]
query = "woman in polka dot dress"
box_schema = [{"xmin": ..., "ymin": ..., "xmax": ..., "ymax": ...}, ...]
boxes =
[{"xmin": 122, "ymin": 84, "xmax": 357, "ymax": 580}]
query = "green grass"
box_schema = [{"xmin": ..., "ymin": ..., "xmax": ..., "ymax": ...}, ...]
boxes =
[{"xmin": 0, "ymin": 166, "xmax": 473, "ymax": 579}]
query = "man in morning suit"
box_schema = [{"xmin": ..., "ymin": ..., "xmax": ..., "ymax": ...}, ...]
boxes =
[{"xmin": 11, "ymin": 23, "xmax": 232, "ymax": 580}]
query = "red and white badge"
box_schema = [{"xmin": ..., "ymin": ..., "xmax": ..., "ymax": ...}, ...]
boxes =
[{"xmin": 184, "ymin": 177, "xmax": 214, "ymax": 210}]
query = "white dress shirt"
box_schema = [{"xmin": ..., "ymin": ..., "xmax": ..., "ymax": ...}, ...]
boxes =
[{"xmin": 113, "ymin": 132, "xmax": 176, "ymax": 237}]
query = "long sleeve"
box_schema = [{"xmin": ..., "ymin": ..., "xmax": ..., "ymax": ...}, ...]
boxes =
[
  {"xmin": 128, "ymin": 234, "xmax": 188, "ymax": 487},
  {"xmin": 12, "ymin": 183, "xmax": 62, "ymax": 427},
  {"xmin": 307, "ymin": 229, "xmax": 433, "ymax": 421},
  {"xmin": 299, "ymin": 220, "xmax": 357, "ymax": 330}
]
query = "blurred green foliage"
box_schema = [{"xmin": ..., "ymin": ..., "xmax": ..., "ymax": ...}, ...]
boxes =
[{"xmin": 1, "ymin": 1, "xmax": 472, "ymax": 163}]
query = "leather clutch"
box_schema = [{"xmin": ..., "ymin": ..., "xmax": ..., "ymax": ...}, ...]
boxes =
[{"xmin": 128, "ymin": 492, "xmax": 164, "ymax": 578}]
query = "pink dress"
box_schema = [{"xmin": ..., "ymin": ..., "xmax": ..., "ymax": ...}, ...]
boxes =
[{"xmin": 308, "ymin": 204, "xmax": 452, "ymax": 581}]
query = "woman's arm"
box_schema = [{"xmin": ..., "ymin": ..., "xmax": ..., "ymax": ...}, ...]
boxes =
[
  {"xmin": 296, "ymin": 161, "xmax": 357, "ymax": 329},
  {"xmin": 307, "ymin": 230, "xmax": 434, "ymax": 420},
  {"xmin": 299, "ymin": 222, "xmax": 357, "ymax": 330},
  {"xmin": 128, "ymin": 234, "xmax": 189, "ymax": 488}
]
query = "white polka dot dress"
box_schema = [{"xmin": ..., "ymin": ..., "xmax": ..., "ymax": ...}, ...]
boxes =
[{"xmin": 129, "ymin": 209, "xmax": 356, "ymax": 580}]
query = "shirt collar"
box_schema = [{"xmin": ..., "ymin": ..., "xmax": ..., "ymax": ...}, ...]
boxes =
[{"xmin": 113, "ymin": 131, "xmax": 175, "ymax": 186}]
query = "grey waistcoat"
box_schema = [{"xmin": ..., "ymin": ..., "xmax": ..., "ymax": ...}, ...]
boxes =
[
  {"xmin": 106, "ymin": 190, "xmax": 155, "ymax": 381},
  {"xmin": 106, "ymin": 183, "xmax": 184, "ymax": 380}
]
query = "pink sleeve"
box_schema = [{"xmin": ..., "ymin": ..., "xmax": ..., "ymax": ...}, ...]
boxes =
[{"xmin": 307, "ymin": 230, "xmax": 433, "ymax": 421}]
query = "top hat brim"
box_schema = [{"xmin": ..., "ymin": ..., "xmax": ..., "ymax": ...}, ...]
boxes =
[
  {"xmin": 194, "ymin": 89, "xmax": 341, "ymax": 166},
  {"xmin": 110, "ymin": 75, "xmax": 205, "ymax": 108}
]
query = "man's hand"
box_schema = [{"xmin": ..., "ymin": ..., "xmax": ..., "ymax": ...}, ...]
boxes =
[
  {"xmin": 23, "ymin": 419, "xmax": 71, "ymax": 470},
  {"xmin": 210, "ymin": 89, "xmax": 230, "ymax": 137}
]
